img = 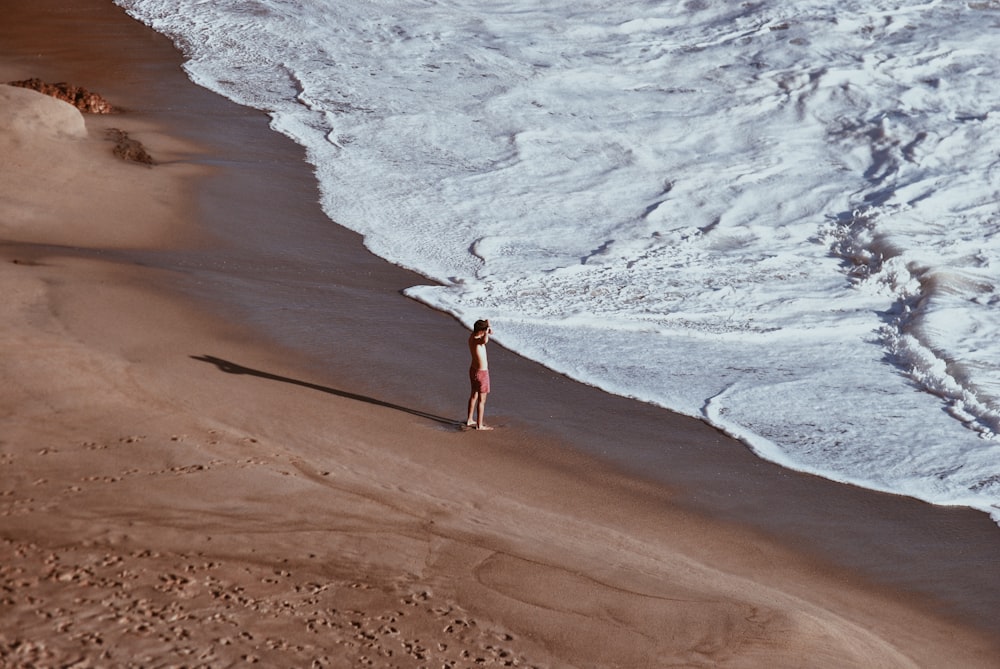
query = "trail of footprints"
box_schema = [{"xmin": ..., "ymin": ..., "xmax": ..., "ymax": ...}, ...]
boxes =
[
  {"xmin": 1, "ymin": 431, "xmax": 544, "ymax": 667},
  {"xmin": 1, "ymin": 538, "xmax": 542, "ymax": 668},
  {"xmin": 1, "ymin": 431, "xmax": 278, "ymax": 519}
]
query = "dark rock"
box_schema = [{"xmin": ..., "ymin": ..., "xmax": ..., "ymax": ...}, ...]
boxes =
[
  {"xmin": 7, "ymin": 78, "xmax": 114, "ymax": 114},
  {"xmin": 107, "ymin": 128, "xmax": 154, "ymax": 166}
]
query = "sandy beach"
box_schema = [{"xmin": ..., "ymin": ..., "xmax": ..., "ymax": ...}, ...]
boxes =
[{"xmin": 2, "ymin": 1, "xmax": 1000, "ymax": 667}]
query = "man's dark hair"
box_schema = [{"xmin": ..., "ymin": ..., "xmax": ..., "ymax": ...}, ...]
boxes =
[{"xmin": 473, "ymin": 319, "xmax": 490, "ymax": 332}]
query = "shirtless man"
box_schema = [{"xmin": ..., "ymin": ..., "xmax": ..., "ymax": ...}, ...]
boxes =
[{"xmin": 466, "ymin": 319, "xmax": 494, "ymax": 430}]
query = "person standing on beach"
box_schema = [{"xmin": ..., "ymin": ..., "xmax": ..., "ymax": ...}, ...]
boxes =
[{"xmin": 466, "ymin": 319, "xmax": 494, "ymax": 430}]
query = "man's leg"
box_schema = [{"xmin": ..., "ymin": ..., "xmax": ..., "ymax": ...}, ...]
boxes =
[
  {"xmin": 466, "ymin": 391, "xmax": 480, "ymax": 427},
  {"xmin": 475, "ymin": 392, "xmax": 491, "ymax": 430}
]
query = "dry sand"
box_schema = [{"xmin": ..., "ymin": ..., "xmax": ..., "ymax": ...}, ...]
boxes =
[{"xmin": 2, "ymin": 2, "xmax": 999, "ymax": 667}]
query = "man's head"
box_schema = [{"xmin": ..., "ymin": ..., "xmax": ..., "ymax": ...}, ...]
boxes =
[{"xmin": 473, "ymin": 319, "xmax": 490, "ymax": 333}]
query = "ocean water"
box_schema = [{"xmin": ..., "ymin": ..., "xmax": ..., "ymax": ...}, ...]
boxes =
[{"xmin": 115, "ymin": 0, "xmax": 1000, "ymax": 524}]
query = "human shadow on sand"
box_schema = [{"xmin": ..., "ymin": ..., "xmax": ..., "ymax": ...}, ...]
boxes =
[{"xmin": 191, "ymin": 355, "xmax": 463, "ymax": 428}]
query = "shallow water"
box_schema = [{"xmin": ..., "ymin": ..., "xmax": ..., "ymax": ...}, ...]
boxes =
[{"xmin": 116, "ymin": 0, "xmax": 1000, "ymax": 524}]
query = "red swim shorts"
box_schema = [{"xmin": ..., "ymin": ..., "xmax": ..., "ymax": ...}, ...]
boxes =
[{"xmin": 470, "ymin": 368, "xmax": 491, "ymax": 394}]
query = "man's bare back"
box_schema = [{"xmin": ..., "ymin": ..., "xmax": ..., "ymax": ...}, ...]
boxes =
[{"xmin": 469, "ymin": 330, "xmax": 489, "ymax": 370}]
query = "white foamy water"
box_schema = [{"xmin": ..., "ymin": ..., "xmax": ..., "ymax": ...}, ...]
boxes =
[{"xmin": 116, "ymin": 0, "xmax": 1000, "ymax": 523}]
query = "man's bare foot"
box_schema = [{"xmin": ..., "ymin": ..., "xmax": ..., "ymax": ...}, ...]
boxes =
[
  {"xmin": 466, "ymin": 420, "xmax": 477, "ymax": 428},
  {"xmin": 476, "ymin": 424, "xmax": 494, "ymax": 431}
]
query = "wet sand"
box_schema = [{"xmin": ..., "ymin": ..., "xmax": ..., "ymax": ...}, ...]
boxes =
[{"xmin": 2, "ymin": 1, "xmax": 999, "ymax": 667}]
